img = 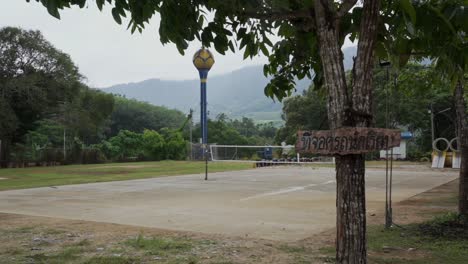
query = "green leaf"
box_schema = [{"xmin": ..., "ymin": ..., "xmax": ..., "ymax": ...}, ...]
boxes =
[
  {"xmin": 239, "ymin": 35, "xmax": 249, "ymax": 50},
  {"xmin": 375, "ymin": 41, "xmax": 387, "ymax": 60},
  {"xmin": 399, "ymin": 0, "xmax": 416, "ymax": 25},
  {"xmin": 112, "ymin": 8, "xmax": 122, "ymax": 24},
  {"xmin": 260, "ymin": 44, "xmax": 269, "ymax": 56},
  {"xmin": 46, "ymin": 0, "xmax": 61, "ymax": 19},
  {"xmin": 214, "ymin": 35, "xmax": 226, "ymax": 55},
  {"xmin": 228, "ymin": 41, "xmax": 235, "ymax": 52},
  {"xmin": 278, "ymin": 23, "xmax": 295, "ymax": 38},
  {"xmin": 243, "ymin": 46, "xmax": 250, "ymax": 59},
  {"xmin": 96, "ymin": 0, "xmax": 105, "ymax": 10},
  {"xmin": 237, "ymin": 28, "xmax": 247, "ymax": 40},
  {"xmin": 197, "ymin": 15, "xmax": 204, "ymax": 28},
  {"xmin": 428, "ymin": 6, "xmax": 456, "ymax": 35},
  {"xmin": 263, "ymin": 36, "xmax": 273, "ymax": 47},
  {"xmin": 77, "ymin": 0, "xmax": 86, "ymax": 8},
  {"xmin": 263, "ymin": 65, "xmax": 269, "ymax": 76},
  {"xmin": 201, "ymin": 29, "xmax": 214, "ymax": 44}
]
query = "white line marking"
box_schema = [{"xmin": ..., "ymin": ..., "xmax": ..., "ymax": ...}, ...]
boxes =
[
  {"xmin": 321, "ymin": 180, "xmax": 335, "ymax": 185},
  {"xmin": 239, "ymin": 180, "xmax": 336, "ymax": 201}
]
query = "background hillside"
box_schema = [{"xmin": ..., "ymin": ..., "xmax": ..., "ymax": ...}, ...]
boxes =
[{"xmin": 101, "ymin": 46, "xmax": 357, "ymax": 124}]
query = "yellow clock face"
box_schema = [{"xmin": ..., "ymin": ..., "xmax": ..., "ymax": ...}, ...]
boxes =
[{"xmin": 193, "ymin": 48, "xmax": 215, "ymax": 70}]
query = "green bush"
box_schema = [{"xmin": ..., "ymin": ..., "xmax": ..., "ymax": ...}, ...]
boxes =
[
  {"xmin": 101, "ymin": 130, "xmax": 144, "ymax": 160},
  {"xmin": 160, "ymin": 128, "xmax": 187, "ymax": 160},
  {"xmin": 142, "ymin": 129, "xmax": 165, "ymax": 160}
]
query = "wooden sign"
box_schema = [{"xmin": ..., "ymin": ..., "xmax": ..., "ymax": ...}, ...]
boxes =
[{"xmin": 296, "ymin": 127, "xmax": 401, "ymax": 155}]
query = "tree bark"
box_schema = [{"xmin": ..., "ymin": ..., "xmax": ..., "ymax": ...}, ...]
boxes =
[
  {"xmin": 314, "ymin": 0, "xmax": 380, "ymax": 263},
  {"xmin": 454, "ymin": 80, "xmax": 468, "ymax": 216},
  {"xmin": 0, "ymin": 138, "xmax": 9, "ymax": 168},
  {"xmin": 335, "ymin": 154, "xmax": 367, "ymax": 263}
]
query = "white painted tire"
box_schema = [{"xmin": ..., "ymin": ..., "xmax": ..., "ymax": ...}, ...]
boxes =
[
  {"xmin": 449, "ymin": 137, "xmax": 459, "ymax": 152},
  {"xmin": 432, "ymin": 138, "xmax": 450, "ymax": 152}
]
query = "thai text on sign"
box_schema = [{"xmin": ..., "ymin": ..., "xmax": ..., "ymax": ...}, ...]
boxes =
[{"xmin": 296, "ymin": 127, "xmax": 401, "ymax": 155}]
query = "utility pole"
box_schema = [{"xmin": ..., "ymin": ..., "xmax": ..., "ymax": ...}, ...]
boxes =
[
  {"xmin": 189, "ymin": 108, "xmax": 193, "ymax": 160},
  {"xmin": 430, "ymin": 103, "xmax": 435, "ymax": 144},
  {"xmin": 62, "ymin": 101, "xmax": 67, "ymax": 163},
  {"xmin": 63, "ymin": 129, "xmax": 66, "ymax": 162}
]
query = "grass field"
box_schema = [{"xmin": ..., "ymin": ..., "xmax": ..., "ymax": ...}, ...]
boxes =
[
  {"xmin": 0, "ymin": 161, "xmax": 252, "ymax": 191},
  {"xmin": 0, "ymin": 160, "xmax": 429, "ymax": 191}
]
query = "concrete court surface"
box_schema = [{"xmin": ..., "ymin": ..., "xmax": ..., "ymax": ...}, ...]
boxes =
[{"xmin": 0, "ymin": 165, "xmax": 458, "ymax": 241}]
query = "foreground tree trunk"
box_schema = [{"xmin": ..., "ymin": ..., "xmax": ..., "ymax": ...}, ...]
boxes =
[
  {"xmin": 314, "ymin": 1, "xmax": 380, "ymax": 263},
  {"xmin": 335, "ymin": 155, "xmax": 367, "ymax": 263},
  {"xmin": 454, "ymin": 80, "xmax": 468, "ymax": 216}
]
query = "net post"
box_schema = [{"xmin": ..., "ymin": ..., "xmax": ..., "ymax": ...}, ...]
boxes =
[{"xmin": 209, "ymin": 144, "xmax": 215, "ymax": 161}]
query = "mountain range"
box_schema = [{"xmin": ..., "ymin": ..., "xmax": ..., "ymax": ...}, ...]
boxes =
[{"xmin": 100, "ymin": 46, "xmax": 357, "ymax": 124}]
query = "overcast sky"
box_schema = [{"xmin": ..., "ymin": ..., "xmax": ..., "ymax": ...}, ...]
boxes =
[{"xmin": 2, "ymin": 1, "xmax": 354, "ymax": 88}]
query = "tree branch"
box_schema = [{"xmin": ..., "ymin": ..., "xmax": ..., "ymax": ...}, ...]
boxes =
[
  {"xmin": 240, "ymin": 9, "xmax": 312, "ymax": 21},
  {"xmin": 337, "ymin": 0, "xmax": 358, "ymax": 18},
  {"xmin": 352, "ymin": 0, "xmax": 381, "ymax": 127}
]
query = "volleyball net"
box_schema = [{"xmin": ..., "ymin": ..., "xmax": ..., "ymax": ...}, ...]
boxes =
[{"xmin": 209, "ymin": 144, "xmax": 334, "ymax": 164}]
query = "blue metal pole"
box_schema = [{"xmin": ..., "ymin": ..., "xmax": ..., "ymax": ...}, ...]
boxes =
[
  {"xmin": 199, "ymin": 70, "xmax": 209, "ymax": 180},
  {"xmin": 202, "ymin": 81, "xmax": 207, "ymax": 144},
  {"xmin": 200, "ymin": 81, "xmax": 205, "ymax": 144},
  {"xmin": 199, "ymin": 70, "xmax": 208, "ymax": 145}
]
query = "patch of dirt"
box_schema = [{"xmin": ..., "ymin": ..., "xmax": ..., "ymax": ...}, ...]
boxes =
[{"xmin": 0, "ymin": 213, "xmax": 320, "ymax": 263}]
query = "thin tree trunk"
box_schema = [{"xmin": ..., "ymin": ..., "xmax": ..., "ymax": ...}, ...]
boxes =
[
  {"xmin": 454, "ymin": 80, "xmax": 468, "ymax": 216},
  {"xmin": 0, "ymin": 139, "xmax": 8, "ymax": 168},
  {"xmin": 314, "ymin": 0, "xmax": 380, "ymax": 263}
]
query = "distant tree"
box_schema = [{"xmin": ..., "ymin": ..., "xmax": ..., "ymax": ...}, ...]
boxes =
[
  {"xmin": 231, "ymin": 117, "xmax": 257, "ymax": 137},
  {"xmin": 276, "ymin": 88, "xmax": 328, "ymax": 145},
  {"xmin": 193, "ymin": 115, "xmax": 247, "ymax": 146},
  {"xmin": 107, "ymin": 96, "xmax": 186, "ymax": 137},
  {"xmin": 373, "ymin": 64, "xmax": 454, "ymax": 153},
  {"xmin": 24, "ymin": 119, "xmax": 64, "ymax": 147},
  {"xmin": 197, "ymin": 115, "xmax": 277, "ymax": 145},
  {"xmin": 0, "ymin": 97, "xmax": 17, "ymax": 140},
  {"xmin": 256, "ymin": 122, "xmax": 277, "ymax": 139},
  {"xmin": 0, "ymin": 26, "xmax": 82, "ymax": 164},
  {"xmin": 64, "ymin": 86, "xmax": 115, "ymax": 144}
]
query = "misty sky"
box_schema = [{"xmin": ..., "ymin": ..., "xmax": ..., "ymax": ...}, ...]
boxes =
[{"xmin": 2, "ymin": 1, "xmax": 353, "ymax": 87}]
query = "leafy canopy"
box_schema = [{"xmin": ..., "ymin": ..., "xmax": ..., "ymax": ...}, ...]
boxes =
[
  {"xmin": 29, "ymin": 0, "xmax": 467, "ymax": 100},
  {"xmin": 0, "ymin": 26, "xmax": 82, "ymax": 140}
]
